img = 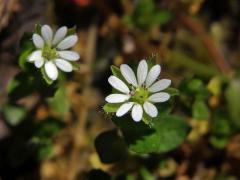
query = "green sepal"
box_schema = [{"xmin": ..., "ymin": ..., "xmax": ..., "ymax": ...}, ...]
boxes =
[
  {"xmin": 35, "ymin": 24, "xmax": 42, "ymax": 34},
  {"xmin": 111, "ymin": 65, "xmax": 122, "ymax": 78},
  {"xmin": 71, "ymin": 61, "xmax": 80, "ymax": 70},
  {"xmin": 66, "ymin": 26, "xmax": 77, "ymax": 36},
  {"xmin": 40, "ymin": 67, "xmax": 54, "ymax": 85},
  {"xmin": 165, "ymin": 87, "xmax": 179, "ymax": 96},
  {"xmin": 103, "ymin": 103, "xmax": 122, "ymax": 113}
]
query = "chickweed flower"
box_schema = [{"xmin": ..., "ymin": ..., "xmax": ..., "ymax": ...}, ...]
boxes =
[
  {"xmin": 105, "ymin": 60, "xmax": 171, "ymax": 122},
  {"xmin": 28, "ymin": 25, "xmax": 80, "ymax": 81}
]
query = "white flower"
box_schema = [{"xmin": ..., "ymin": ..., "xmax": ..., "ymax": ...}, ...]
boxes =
[
  {"xmin": 28, "ymin": 25, "xmax": 80, "ymax": 81},
  {"xmin": 105, "ymin": 60, "xmax": 171, "ymax": 122}
]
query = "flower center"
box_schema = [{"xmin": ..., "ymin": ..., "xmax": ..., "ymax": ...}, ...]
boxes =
[
  {"xmin": 131, "ymin": 87, "xmax": 149, "ymax": 104},
  {"xmin": 42, "ymin": 45, "xmax": 58, "ymax": 60}
]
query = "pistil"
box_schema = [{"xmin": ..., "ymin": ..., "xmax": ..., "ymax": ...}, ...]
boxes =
[
  {"xmin": 130, "ymin": 87, "xmax": 149, "ymax": 104},
  {"xmin": 42, "ymin": 45, "xmax": 58, "ymax": 60}
]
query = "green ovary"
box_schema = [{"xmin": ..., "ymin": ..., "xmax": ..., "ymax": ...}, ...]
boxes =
[
  {"xmin": 42, "ymin": 45, "xmax": 58, "ymax": 60},
  {"xmin": 130, "ymin": 87, "xmax": 149, "ymax": 104}
]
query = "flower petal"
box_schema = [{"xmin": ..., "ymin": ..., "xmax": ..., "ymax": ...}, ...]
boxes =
[
  {"xmin": 105, "ymin": 94, "xmax": 130, "ymax": 103},
  {"xmin": 108, "ymin": 76, "xmax": 130, "ymax": 94},
  {"xmin": 57, "ymin": 35, "xmax": 78, "ymax": 50},
  {"xmin": 143, "ymin": 101, "xmax": 158, "ymax": 117},
  {"xmin": 120, "ymin": 64, "xmax": 138, "ymax": 87},
  {"xmin": 146, "ymin": 65, "xmax": 161, "ymax": 87},
  {"xmin": 34, "ymin": 59, "xmax": 44, "ymax": 68},
  {"xmin": 52, "ymin": 26, "xmax": 67, "ymax": 45},
  {"xmin": 137, "ymin": 59, "xmax": 148, "ymax": 86},
  {"xmin": 44, "ymin": 61, "xmax": 58, "ymax": 80},
  {"xmin": 131, "ymin": 104, "xmax": 143, "ymax": 122},
  {"xmin": 148, "ymin": 79, "xmax": 171, "ymax": 93},
  {"xmin": 58, "ymin": 51, "xmax": 80, "ymax": 61},
  {"xmin": 41, "ymin": 25, "xmax": 53, "ymax": 45},
  {"xmin": 32, "ymin": 34, "xmax": 44, "ymax": 49},
  {"xmin": 148, "ymin": 92, "xmax": 170, "ymax": 103},
  {"xmin": 54, "ymin": 59, "xmax": 73, "ymax": 72},
  {"xmin": 28, "ymin": 50, "xmax": 43, "ymax": 62},
  {"xmin": 116, "ymin": 102, "xmax": 134, "ymax": 117}
]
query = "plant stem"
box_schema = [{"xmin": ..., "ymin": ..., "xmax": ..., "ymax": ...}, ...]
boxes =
[{"xmin": 178, "ymin": 14, "xmax": 232, "ymax": 76}]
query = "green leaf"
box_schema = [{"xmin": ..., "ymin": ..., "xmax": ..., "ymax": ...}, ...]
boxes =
[
  {"xmin": 113, "ymin": 115, "xmax": 189, "ymax": 154},
  {"xmin": 19, "ymin": 49, "xmax": 33, "ymax": 71},
  {"xmin": 41, "ymin": 67, "xmax": 54, "ymax": 85},
  {"xmin": 135, "ymin": 0, "xmax": 155, "ymax": 15},
  {"xmin": 103, "ymin": 103, "xmax": 122, "ymax": 113},
  {"xmin": 34, "ymin": 118, "xmax": 65, "ymax": 138},
  {"xmin": 207, "ymin": 76, "xmax": 222, "ymax": 96},
  {"xmin": 179, "ymin": 78, "xmax": 210, "ymax": 107},
  {"xmin": 133, "ymin": 0, "xmax": 155, "ymax": 28},
  {"xmin": 2, "ymin": 103, "xmax": 27, "ymax": 125},
  {"xmin": 152, "ymin": 10, "xmax": 173, "ymax": 25},
  {"xmin": 48, "ymin": 86, "xmax": 70, "ymax": 115},
  {"xmin": 18, "ymin": 33, "xmax": 35, "ymax": 71},
  {"xmin": 7, "ymin": 77, "xmax": 21, "ymax": 94},
  {"xmin": 225, "ymin": 80, "xmax": 240, "ymax": 128},
  {"xmin": 211, "ymin": 115, "xmax": 232, "ymax": 136},
  {"xmin": 7, "ymin": 72, "xmax": 36, "ymax": 100},
  {"xmin": 130, "ymin": 0, "xmax": 172, "ymax": 29},
  {"xmin": 210, "ymin": 136, "xmax": 228, "ymax": 149},
  {"xmin": 192, "ymin": 100, "xmax": 210, "ymax": 119},
  {"xmin": 7, "ymin": 71, "xmax": 57, "ymax": 101},
  {"xmin": 188, "ymin": 79, "xmax": 204, "ymax": 93},
  {"xmin": 95, "ymin": 130, "xmax": 127, "ymax": 163},
  {"xmin": 122, "ymin": 15, "xmax": 134, "ymax": 27},
  {"xmin": 37, "ymin": 141, "xmax": 53, "ymax": 160},
  {"xmin": 140, "ymin": 167, "xmax": 155, "ymax": 180},
  {"xmin": 31, "ymin": 118, "xmax": 65, "ymax": 160}
]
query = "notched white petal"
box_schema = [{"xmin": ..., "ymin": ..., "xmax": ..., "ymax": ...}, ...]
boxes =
[
  {"xmin": 41, "ymin": 25, "xmax": 53, "ymax": 45},
  {"xmin": 108, "ymin": 76, "xmax": 130, "ymax": 94},
  {"xmin": 54, "ymin": 59, "xmax": 73, "ymax": 72},
  {"xmin": 44, "ymin": 61, "xmax": 58, "ymax": 80},
  {"xmin": 57, "ymin": 35, "xmax": 78, "ymax": 50},
  {"xmin": 143, "ymin": 101, "xmax": 158, "ymax": 117},
  {"xmin": 34, "ymin": 59, "xmax": 44, "ymax": 68},
  {"xmin": 116, "ymin": 102, "xmax": 134, "ymax": 117},
  {"xmin": 28, "ymin": 50, "xmax": 43, "ymax": 62},
  {"xmin": 53, "ymin": 26, "xmax": 67, "ymax": 45},
  {"xmin": 120, "ymin": 64, "xmax": 138, "ymax": 87},
  {"xmin": 58, "ymin": 51, "xmax": 80, "ymax": 61},
  {"xmin": 105, "ymin": 94, "xmax": 130, "ymax": 103},
  {"xmin": 131, "ymin": 104, "xmax": 143, "ymax": 122},
  {"xmin": 137, "ymin": 59, "xmax": 148, "ymax": 86},
  {"xmin": 148, "ymin": 92, "xmax": 170, "ymax": 103},
  {"xmin": 32, "ymin": 34, "xmax": 44, "ymax": 49},
  {"xmin": 148, "ymin": 79, "xmax": 171, "ymax": 93},
  {"xmin": 146, "ymin": 65, "xmax": 161, "ymax": 87}
]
